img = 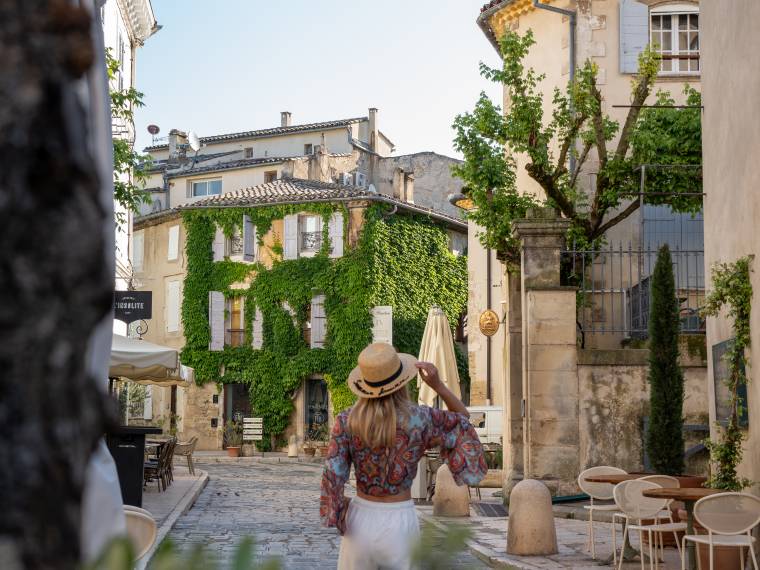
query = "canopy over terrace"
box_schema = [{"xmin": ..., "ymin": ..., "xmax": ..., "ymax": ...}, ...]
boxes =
[{"xmin": 110, "ymin": 334, "xmax": 192, "ymax": 385}]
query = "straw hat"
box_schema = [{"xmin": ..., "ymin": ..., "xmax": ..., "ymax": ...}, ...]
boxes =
[{"xmin": 348, "ymin": 343, "xmax": 418, "ymax": 399}]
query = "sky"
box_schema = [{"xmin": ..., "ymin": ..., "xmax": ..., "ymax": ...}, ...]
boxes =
[{"xmin": 133, "ymin": 0, "xmax": 503, "ymax": 158}]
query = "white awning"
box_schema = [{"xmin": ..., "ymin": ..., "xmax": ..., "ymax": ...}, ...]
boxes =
[{"xmin": 110, "ymin": 334, "xmax": 193, "ymax": 385}]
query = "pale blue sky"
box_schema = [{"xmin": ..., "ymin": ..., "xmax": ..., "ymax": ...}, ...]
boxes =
[{"xmin": 133, "ymin": 0, "xmax": 503, "ymax": 158}]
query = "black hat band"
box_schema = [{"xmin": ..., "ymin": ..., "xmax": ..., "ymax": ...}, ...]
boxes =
[{"xmin": 363, "ymin": 363, "xmax": 404, "ymax": 388}]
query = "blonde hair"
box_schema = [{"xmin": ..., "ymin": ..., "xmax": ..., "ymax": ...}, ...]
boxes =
[{"xmin": 348, "ymin": 386, "xmax": 410, "ymax": 449}]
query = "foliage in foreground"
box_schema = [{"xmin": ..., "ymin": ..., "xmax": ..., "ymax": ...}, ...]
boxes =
[
  {"xmin": 85, "ymin": 522, "xmax": 473, "ymax": 570},
  {"xmin": 701, "ymin": 256, "xmax": 754, "ymax": 491},
  {"xmin": 452, "ymin": 30, "xmax": 702, "ymax": 266},
  {"xmin": 645, "ymin": 245, "xmax": 685, "ymax": 475}
]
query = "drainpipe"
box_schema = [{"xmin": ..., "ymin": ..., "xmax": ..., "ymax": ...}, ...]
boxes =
[
  {"xmin": 533, "ymin": 0, "xmax": 577, "ymax": 175},
  {"xmin": 486, "ymin": 247, "xmax": 492, "ymax": 404}
]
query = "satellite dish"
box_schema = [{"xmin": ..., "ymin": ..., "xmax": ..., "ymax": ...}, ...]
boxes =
[
  {"xmin": 188, "ymin": 131, "xmax": 201, "ymax": 152},
  {"xmin": 147, "ymin": 124, "xmax": 160, "ymax": 135}
]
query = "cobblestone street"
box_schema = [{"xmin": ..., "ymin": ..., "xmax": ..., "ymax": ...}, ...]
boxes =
[{"xmin": 157, "ymin": 460, "xmax": 488, "ymax": 569}]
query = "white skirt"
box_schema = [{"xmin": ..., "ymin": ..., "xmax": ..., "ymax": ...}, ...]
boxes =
[{"xmin": 337, "ymin": 496, "xmax": 420, "ymax": 570}]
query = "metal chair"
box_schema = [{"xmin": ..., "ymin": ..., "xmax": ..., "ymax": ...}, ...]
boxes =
[
  {"xmin": 174, "ymin": 435, "xmax": 199, "ymax": 475},
  {"xmin": 681, "ymin": 492, "xmax": 760, "ymax": 570},
  {"xmin": 578, "ymin": 466, "xmax": 627, "ymax": 560},
  {"xmin": 613, "ymin": 479, "xmax": 686, "ymax": 570}
]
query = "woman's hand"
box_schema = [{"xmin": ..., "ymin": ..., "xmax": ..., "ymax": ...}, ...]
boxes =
[{"xmin": 416, "ymin": 361, "xmax": 442, "ymax": 391}]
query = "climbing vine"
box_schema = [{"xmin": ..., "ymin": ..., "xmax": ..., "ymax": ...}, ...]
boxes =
[
  {"xmin": 180, "ymin": 203, "xmax": 468, "ymax": 449},
  {"xmin": 701, "ymin": 256, "xmax": 754, "ymax": 490}
]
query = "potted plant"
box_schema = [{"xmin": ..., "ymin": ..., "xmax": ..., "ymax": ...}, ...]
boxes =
[
  {"xmin": 313, "ymin": 423, "xmax": 330, "ymax": 457},
  {"xmin": 224, "ymin": 420, "xmax": 243, "ymax": 458}
]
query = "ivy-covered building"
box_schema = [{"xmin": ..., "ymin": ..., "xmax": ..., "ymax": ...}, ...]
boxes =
[{"xmin": 133, "ymin": 177, "xmax": 468, "ymax": 450}]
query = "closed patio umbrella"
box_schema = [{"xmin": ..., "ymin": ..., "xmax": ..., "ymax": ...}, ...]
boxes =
[
  {"xmin": 417, "ymin": 306, "xmax": 461, "ymax": 408},
  {"xmin": 110, "ymin": 334, "xmax": 193, "ymax": 385}
]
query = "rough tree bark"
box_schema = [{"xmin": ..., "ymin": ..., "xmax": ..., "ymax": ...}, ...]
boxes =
[{"xmin": 0, "ymin": 1, "xmax": 115, "ymax": 568}]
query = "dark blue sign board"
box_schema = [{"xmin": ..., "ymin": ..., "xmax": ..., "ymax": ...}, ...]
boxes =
[{"xmin": 114, "ymin": 291, "xmax": 152, "ymax": 324}]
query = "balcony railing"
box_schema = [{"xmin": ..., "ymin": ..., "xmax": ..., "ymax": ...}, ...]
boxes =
[
  {"xmin": 300, "ymin": 231, "xmax": 322, "ymax": 253},
  {"xmin": 225, "ymin": 329, "xmax": 245, "ymax": 347}
]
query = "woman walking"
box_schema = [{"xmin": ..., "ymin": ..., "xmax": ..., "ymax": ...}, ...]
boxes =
[{"xmin": 320, "ymin": 343, "xmax": 487, "ymax": 569}]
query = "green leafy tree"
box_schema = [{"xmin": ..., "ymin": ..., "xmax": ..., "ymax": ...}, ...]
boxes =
[
  {"xmin": 645, "ymin": 245, "xmax": 685, "ymax": 475},
  {"xmin": 106, "ymin": 49, "xmax": 150, "ymax": 229},
  {"xmin": 452, "ymin": 30, "xmax": 701, "ymax": 266}
]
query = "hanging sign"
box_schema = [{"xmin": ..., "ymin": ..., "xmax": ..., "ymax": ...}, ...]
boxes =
[
  {"xmin": 114, "ymin": 291, "xmax": 152, "ymax": 324},
  {"xmin": 479, "ymin": 309, "xmax": 500, "ymax": 337}
]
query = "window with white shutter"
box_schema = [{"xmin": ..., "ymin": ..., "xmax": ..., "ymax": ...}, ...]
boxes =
[
  {"xmin": 166, "ymin": 280, "xmax": 181, "ymax": 333},
  {"xmin": 619, "ymin": 0, "xmax": 650, "ymax": 74},
  {"xmin": 168, "ymin": 225, "xmax": 180, "ymax": 261},
  {"xmin": 242, "ymin": 215, "xmax": 257, "ymax": 262},
  {"xmin": 328, "ymin": 212, "xmax": 344, "ymax": 258},
  {"xmin": 133, "ymin": 230, "xmax": 144, "ymax": 272},
  {"xmin": 208, "ymin": 291, "xmax": 225, "ymax": 351},
  {"xmin": 298, "ymin": 215, "xmax": 322, "ymax": 258},
  {"xmin": 212, "ymin": 226, "xmax": 225, "ymax": 262},
  {"xmin": 251, "ymin": 307, "xmax": 264, "ymax": 349},
  {"xmin": 283, "ymin": 214, "xmax": 299, "ymax": 260},
  {"xmin": 311, "ymin": 294, "xmax": 327, "ymax": 348},
  {"xmin": 371, "ymin": 306, "xmax": 393, "ymax": 345}
]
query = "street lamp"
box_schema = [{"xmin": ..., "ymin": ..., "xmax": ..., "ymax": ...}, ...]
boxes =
[{"xmin": 448, "ymin": 187, "xmax": 476, "ymax": 211}]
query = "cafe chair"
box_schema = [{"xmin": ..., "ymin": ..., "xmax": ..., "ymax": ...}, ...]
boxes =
[
  {"xmin": 124, "ymin": 508, "xmax": 157, "ymax": 560},
  {"xmin": 681, "ymin": 492, "xmax": 760, "ymax": 570},
  {"xmin": 578, "ymin": 466, "xmax": 627, "ymax": 560},
  {"xmin": 174, "ymin": 435, "xmax": 199, "ymax": 475},
  {"xmin": 613, "ymin": 479, "xmax": 686, "ymax": 570}
]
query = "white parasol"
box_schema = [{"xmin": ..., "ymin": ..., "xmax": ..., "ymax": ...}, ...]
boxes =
[
  {"xmin": 417, "ymin": 306, "xmax": 461, "ymax": 408},
  {"xmin": 110, "ymin": 334, "xmax": 192, "ymax": 385}
]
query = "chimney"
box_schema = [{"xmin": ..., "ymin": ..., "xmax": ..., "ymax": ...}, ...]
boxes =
[
  {"xmin": 392, "ymin": 168, "xmax": 404, "ymax": 200},
  {"xmin": 168, "ymin": 129, "xmax": 188, "ymax": 160},
  {"xmin": 368, "ymin": 107, "xmax": 378, "ymax": 152},
  {"xmin": 281, "ymin": 111, "xmax": 292, "ymax": 127}
]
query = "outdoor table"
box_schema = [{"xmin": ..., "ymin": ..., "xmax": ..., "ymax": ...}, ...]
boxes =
[
  {"xmin": 581, "ymin": 473, "xmax": 707, "ymax": 564},
  {"xmin": 642, "ymin": 487, "xmax": 720, "ymax": 570}
]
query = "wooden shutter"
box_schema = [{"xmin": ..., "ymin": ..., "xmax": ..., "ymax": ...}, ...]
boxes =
[
  {"xmin": 167, "ymin": 225, "xmax": 180, "ymax": 261},
  {"xmin": 243, "ymin": 215, "xmax": 257, "ymax": 262},
  {"xmin": 371, "ymin": 306, "xmax": 393, "ymax": 345},
  {"xmin": 328, "ymin": 212, "xmax": 344, "ymax": 258},
  {"xmin": 311, "ymin": 294, "xmax": 327, "ymax": 348},
  {"xmin": 166, "ymin": 280, "xmax": 181, "ymax": 333},
  {"xmin": 133, "ymin": 230, "xmax": 144, "ymax": 271},
  {"xmin": 143, "ymin": 385, "xmax": 153, "ymax": 420},
  {"xmin": 619, "ymin": 0, "xmax": 650, "ymax": 74},
  {"xmin": 283, "ymin": 214, "xmax": 298, "ymax": 260},
  {"xmin": 212, "ymin": 226, "xmax": 225, "ymax": 262},
  {"xmin": 208, "ymin": 291, "xmax": 225, "ymax": 351},
  {"xmin": 251, "ymin": 307, "xmax": 264, "ymax": 349}
]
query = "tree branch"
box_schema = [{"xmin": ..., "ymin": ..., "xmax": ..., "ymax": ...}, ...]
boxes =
[
  {"xmin": 570, "ymin": 141, "xmax": 592, "ymax": 189},
  {"xmin": 614, "ymin": 71, "xmax": 656, "ymax": 161},
  {"xmin": 554, "ymin": 115, "xmax": 588, "ymax": 181},
  {"xmin": 593, "ymin": 198, "xmax": 642, "ymax": 238}
]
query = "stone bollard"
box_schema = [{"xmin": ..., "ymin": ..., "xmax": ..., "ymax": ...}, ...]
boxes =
[
  {"xmin": 433, "ymin": 464, "xmax": 470, "ymax": 517},
  {"xmin": 287, "ymin": 435, "xmax": 298, "ymax": 458},
  {"xmin": 506, "ymin": 479, "xmax": 558, "ymax": 555}
]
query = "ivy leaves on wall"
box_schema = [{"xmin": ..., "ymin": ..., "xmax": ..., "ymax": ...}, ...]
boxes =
[{"xmin": 180, "ymin": 203, "xmax": 468, "ymax": 449}]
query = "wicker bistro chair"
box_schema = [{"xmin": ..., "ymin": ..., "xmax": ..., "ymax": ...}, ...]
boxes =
[
  {"xmin": 613, "ymin": 480, "xmax": 687, "ymax": 570},
  {"xmin": 161, "ymin": 438, "xmax": 177, "ymax": 489},
  {"xmin": 681, "ymin": 492, "xmax": 760, "ymax": 570},
  {"xmin": 174, "ymin": 436, "xmax": 199, "ymax": 475},
  {"xmin": 578, "ymin": 466, "xmax": 627, "ymax": 560},
  {"xmin": 144, "ymin": 438, "xmax": 176, "ymax": 492},
  {"xmin": 124, "ymin": 509, "xmax": 157, "ymax": 560},
  {"xmin": 425, "ymin": 449, "xmax": 443, "ymax": 502}
]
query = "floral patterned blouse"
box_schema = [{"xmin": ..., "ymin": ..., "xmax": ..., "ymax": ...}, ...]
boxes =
[{"xmin": 320, "ymin": 404, "xmax": 487, "ymax": 533}]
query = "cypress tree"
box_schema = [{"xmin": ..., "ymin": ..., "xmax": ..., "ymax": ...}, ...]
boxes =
[{"xmin": 646, "ymin": 245, "xmax": 685, "ymax": 475}]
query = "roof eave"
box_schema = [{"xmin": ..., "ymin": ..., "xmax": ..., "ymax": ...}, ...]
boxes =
[{"xmin": 477, "ymin": 1, "xmax": 514, "ymax": 55}]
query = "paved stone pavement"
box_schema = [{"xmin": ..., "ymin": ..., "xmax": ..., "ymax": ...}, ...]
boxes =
[{"xmin": 156, "ymin": 460, "xmax": 488, "ymax": 569}]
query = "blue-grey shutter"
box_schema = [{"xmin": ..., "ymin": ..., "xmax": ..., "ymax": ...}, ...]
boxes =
[{"xmin": 619, "ymin": 0, "xmax": 650, "ymax": 74}]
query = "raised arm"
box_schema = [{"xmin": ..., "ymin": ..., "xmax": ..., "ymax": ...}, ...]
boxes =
[{"xmin": 416, "ymin": 361, "xmax": 469, "ymax": 417}]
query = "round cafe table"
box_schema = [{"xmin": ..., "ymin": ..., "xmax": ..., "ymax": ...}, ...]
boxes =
[
  {"xmin": 642, "ymin": 487, "xmax": 720, "ymax": 570},
  {"xmin": 582, "ymin": 473, "xmax": 707, "ymax": 564}
]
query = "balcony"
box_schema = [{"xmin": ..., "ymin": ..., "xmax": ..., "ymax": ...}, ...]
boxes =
[
  {"xmin": 300, "ymin": 231, "xmax": 322, "ymax": 256},
  {"xmin": 225, "ymin": 329, "xmax": 245, "ymax": 347}
]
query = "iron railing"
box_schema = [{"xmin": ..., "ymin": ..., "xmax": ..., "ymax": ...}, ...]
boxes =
[
  {"xmin": 225, "ymin": 329, "xmax": 245, "ymax": 347},
  {"xmin": 562, "ymin": 244, "xmax": 705, "ymax": 338}
]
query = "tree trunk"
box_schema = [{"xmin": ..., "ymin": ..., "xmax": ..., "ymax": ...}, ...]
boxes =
[{"xmin": 0, "ymin": 1, "xmax": 115, "ymax": 568}]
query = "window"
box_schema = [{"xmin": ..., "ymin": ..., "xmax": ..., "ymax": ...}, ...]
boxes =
[
  {"xmin": 166, "ymin": 280, "xmax": 181, "ymax": 333},
  {"xmin": 244, "ymin": 147, "xmax": 253, "ymax": 159},
  {"xmin": 304, "ymin": 144, "xmax": 314, "ymax": 155},
  {"xmin": 264, "ymin": 170, "xmax": 277, "ymax": 183},
  {"xmin": 225, "ymin": 297, "xmax": 244, "ymax": 347},
  {"xmin": 191, "ymin": 179, "xmax": 222, "ymax": 197},
  {"xmin": 299, "ymin": 215, "xmax": 322, "ymax": 256},
  {"xmin": 651, "ymin": 7, "xmax": 699, "ymax": 74},
  {"xmin": 167, "ymin": 225, "xmax": 179, "ymax": 261},
  {"xmin": 132, "ymin": 230, "xmax": 144, "ymax": 272}
]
